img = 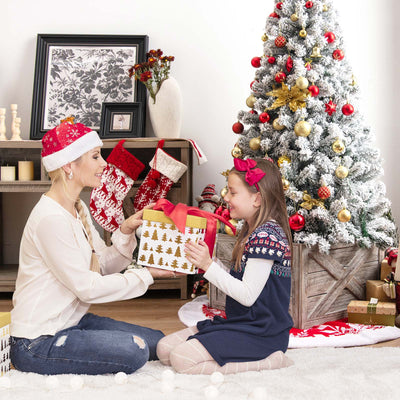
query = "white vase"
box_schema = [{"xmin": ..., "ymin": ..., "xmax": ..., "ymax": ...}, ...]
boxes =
[{"xmin": 148, "ymin": 77, "xmax": 182, "ymax": 138}]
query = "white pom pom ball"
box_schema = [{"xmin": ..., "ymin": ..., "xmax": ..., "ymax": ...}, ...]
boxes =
[
  {"xmin": 161, "ymin": 369, "xmax": 175, "ymax": 382},
  {"xmin": 0, "ymin": 376, "xmax": 11, "ymax": 389},
  {"xmin": 161, "ymin": 381, "xmax": 175, "ymax": 393},
  {"xmin": 204, "ymin": 385, "xmax": 219, "ymax": 399},
  {"xmin": 45, "ymin": 375, "xmax": 59, "ymax": 390},
  {"xmin": 210, "ymin": 371, "xmax": 224, "ymax": 385},
  {"xmin": 135, "ymin": 225, "xmax": 143, "ymax": 238},
  {"xmin": 249, "ymin": 386, "xmax": 267, "ymax": 399},
  {"xmin": 115, "ymin": 371, "xmax": 128, "ymax": 385},
  {"xmin": 70, "ymin": 375, "xmax": 84, "ymax": 390}
]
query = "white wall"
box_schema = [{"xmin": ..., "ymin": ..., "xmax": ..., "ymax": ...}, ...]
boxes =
[{"xmin": 1, "ymin": 0, "xmax": 399, "ymax": 262}]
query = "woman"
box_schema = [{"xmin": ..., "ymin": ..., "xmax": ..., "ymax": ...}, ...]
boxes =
[{"xmin": 10, "ymin": 120, "xmax": 175, "ymax": 375}]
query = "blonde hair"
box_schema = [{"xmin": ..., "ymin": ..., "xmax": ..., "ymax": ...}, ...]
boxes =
[
  {"xmin": 48, "ymin": 167, "xmax": 101, "ymax": 274},
  {"xmin": 231, "ymin": 158, "xmax": 293, "ymax": 271}
]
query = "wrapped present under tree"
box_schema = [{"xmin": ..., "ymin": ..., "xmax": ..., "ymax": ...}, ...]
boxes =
[{"xmin": 0, "ymin": 312, "xmax": 11, "ymax": 376}]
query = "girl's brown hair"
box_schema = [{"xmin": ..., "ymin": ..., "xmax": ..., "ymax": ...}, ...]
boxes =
[
  {"xmin": 48, "ymin": 166, "xmax": 101, "ymax": 274},
  {"xmin": 230, "ymin": 158, "xmax": 292, "ymax": 270}
]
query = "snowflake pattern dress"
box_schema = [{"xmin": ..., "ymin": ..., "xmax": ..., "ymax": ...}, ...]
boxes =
[{"xmin": 191, "ymin": 221, "xmax": 293, "ymax": 366}]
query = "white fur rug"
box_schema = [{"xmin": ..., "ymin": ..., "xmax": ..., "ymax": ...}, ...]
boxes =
[{"xmin": 1, "ymin": 346, "xmax": 400, "ymax": 400}]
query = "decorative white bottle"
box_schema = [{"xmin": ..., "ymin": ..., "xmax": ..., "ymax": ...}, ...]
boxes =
[
  {"xmin": 0, "ymin": 108, "xmax": 6, "ymax": 140},
  {"xmin": 147, "ymin": 77, "xmax": 182, "ymax": 139}
]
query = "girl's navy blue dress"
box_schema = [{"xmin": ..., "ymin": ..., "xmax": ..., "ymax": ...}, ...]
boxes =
[{"xmin": 192, "ymin": 221, "xmax": 292, "ymax": 366}]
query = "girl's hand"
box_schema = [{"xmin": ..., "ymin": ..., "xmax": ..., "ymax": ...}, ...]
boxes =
[
  {"xmin": 120, "ymin": 203, "xmax": 155, "ymax": 235},
  {"xmin": 185, "ymin": 240, "xmax": 212, "ymax": 272},
  {"xmin": 146, "ymin": 267, "xmax": 184, "ymax": 279}
]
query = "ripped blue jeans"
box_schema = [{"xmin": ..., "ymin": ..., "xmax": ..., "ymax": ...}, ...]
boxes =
[{"xmin": 10, "ymin": 313, "xmax": 164, "ymax": 375}]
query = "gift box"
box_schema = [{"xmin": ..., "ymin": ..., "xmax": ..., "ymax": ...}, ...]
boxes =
[
  {"xmin": 380, "ymin": 258, "xmax": 396, "ymax": 280},
  {"xmin": 0, "ymin": 312, "xmax": 11, "ymax": 376},
  {"xmin": 366, "ymin": 280, "xmax": 395, "ymax": 302},
  {"xmin": 347, "ymin": 299, "xmax": 396, "ymax": 326},
  {"xmin": 137, "ymin": 200, "xmax": 234, "ymax": 274}
]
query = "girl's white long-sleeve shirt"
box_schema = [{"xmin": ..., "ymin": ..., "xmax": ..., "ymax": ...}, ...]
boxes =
[
  {"xmin": 11, "ymin": 195, "xmax": 154, "ymax": 339},
  {"xmin": 204, "ymin": 258, "xmax": 273, "ymax": 307}
]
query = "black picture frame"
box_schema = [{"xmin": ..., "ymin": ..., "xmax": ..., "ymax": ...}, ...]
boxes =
[
  {"xmin": 99, "ymin": 102, "xmax": 145, "ymax": 138},
  {"xmin": 30, "ymin": 34, "xmax": 148, "ymax": 139}
]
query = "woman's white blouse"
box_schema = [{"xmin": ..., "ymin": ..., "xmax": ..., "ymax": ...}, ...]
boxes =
[{"xmin": 11, "ymin": 195, "xmax": 153, "ymax": 339}]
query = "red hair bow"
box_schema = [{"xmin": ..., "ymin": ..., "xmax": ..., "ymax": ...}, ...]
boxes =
[{"xmin": 233, "ymin": 158, "xmax": 266, "ymax": 191}]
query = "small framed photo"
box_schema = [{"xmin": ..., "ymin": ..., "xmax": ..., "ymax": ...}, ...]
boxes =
[{"xmin": 100, "ymin": 102, "xmax": 145, "ymax": 138}]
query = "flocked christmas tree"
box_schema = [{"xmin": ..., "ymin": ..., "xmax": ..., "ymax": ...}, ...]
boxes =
[{"xmin": 231, "ymin": 0, "xmax": 397, "ymax": 253}]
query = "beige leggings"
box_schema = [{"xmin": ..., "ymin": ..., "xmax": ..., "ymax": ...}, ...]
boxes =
[{"xmin": 156, "ymin": 326, "xmax": 293, "ymax": 375}]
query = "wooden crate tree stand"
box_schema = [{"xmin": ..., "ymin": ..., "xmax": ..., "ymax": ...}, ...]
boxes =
[{"xmin": 211, "ymin": 235, "xmax": 383, "ymax": 329}]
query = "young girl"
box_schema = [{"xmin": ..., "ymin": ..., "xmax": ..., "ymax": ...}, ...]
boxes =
[
  {"xmin": 157, "ymin": 157, "xmax": 294, "ymax": 374},
  {"xmin": 10, "ymin": 120, "xmax": 178, "ymax": 375}
]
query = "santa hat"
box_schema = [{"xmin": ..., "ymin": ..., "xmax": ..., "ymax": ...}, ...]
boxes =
[{"xmin": 41, "ymin": 121, "xmax": 103, "ymax": 172}]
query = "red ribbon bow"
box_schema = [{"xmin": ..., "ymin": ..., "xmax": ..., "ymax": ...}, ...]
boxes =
[
  {"xmin": 233, "ymin": 158, "xmax": 266, "ymax": 191},
  {"xmin": 153, "ymin": 199, "xmax": 236, "ymax": 257}
]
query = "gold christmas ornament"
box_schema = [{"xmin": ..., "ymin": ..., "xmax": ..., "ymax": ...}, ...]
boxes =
[
  {"xmin": 300, "ymin": 191, "xmax": 325, "ymax": 210},
  {"xmin": 323, "ymin": 4, "xmax": 329, "ymax": 12},
  {"xmin": 261, "ymin": 33, "xmax": 268, "ymax": 42},
  {"xmin": 220, "ymin": 186, "xmax": 228, "ymax": 198},
  {"xmin": 290, "ymin": 13, "xmax": 299, "ymax": 21},
  {"xmin": 294, "ymin": 120, "xmax": 312, "ymax": 137},
  {"xmin": 335, "ymin": 165, "xmax": 349, "ymax": 179},
  {"xmin": 231, "ymin": 146, "xmax": 243, "ymax": 158},
  {"xmin": 296, "ymin": 76, "xmax": 309, "ymax": 90},
  {"xmin": 249, "ymin": 136, "xmax": 261, "ymax": 150},
  {"xmin": 224, "ymin": 219, "xmax": 238, "ymax": 236},
  {"xmin": 266, "ymin": 83, "xmax": 309, "ymax": 112},
  {"xmin": 273, "ymin": 118, "xmax": 285, "ymax": 130},
  {"xmin": 338, "ymin": 208, "xmax": 351, "ymax": 222},
  {"xmin": 351, "ymin": 75, "xmax": 357, "ymax": 86},
  {"xmin": 282, "ymin": 178, "xmax": 290, "ymax": 191},
  {"xmin": 277, "ymin": 155, "xmax": 291, "ymax": 167},
  {"xmin": 310, "ymin": 46, "xmax": 322, "ymax": 58},
  {"xmin": 299, "ymin": 29, "xmax": 307, "ymax": 38},
  {"xmin": 332, "ymin": 138, "xmax": 345, "ymax": 153},
  {"xmin": 246, "ymin": 95, "xmax": 257, "ymax": 108}
]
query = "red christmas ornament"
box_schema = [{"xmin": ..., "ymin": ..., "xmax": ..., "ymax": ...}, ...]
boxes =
[
  {"xmin": 332, "ymin": 49, "xmax": 344, "ymax": 60},
  {"xmin": 325, "ymin": 99, "xmax": 337, "ymax": 116},
  {"xmin": 275, "ymin": 35, "xmax": 287, "ymax": 48},
  {"xmin": 259, "ymin": 112, "xmax": 271, "ymax": 123},
  {"xmin": 289, "ymin": 213, "xmax": 305, "ymax": 231},
  {"xmin": 221, "ymin": 209, "xmax": 231, "ymax": 220},
  {"xmin": 250, "ymin": 80, "xmax": 255, "ymax": 89},
  {"xmin": 275, "ymin": 71, "xmax": 286, "ymax": 83},
  {"xmin": 249, "ymin": 110, "xmax": 258, "ymax": 115},
  {"xmin": 215, "ymin": 206, "xmax": 224, "ymax": 216},
  {"xmin": 305, "ymin": 61, "xmax": 312, "ymax": 71},
  {"xmin": 308, "ymin": 85, "xmax": 319, "ymax": 97},
  {"xmin": 305, "ymin": 1, "xmax": 313, "ymax": 8},
  {"xmin": 269, "ymin": 12, "xmax": 280, "ymax": 18},
  {"xmin": 251, "ymin": 57, "xmax": 262, "ymax": 68},
  {"xmin": 324, "ymin": 31, "xmax": 336, "ymax": 43},
  {"xmin": 286, "ymin": 56, "xmax": 293, "ymax": 72},
  {"xmin": 318, "ymin": 186, "xmax": 331, "ymax": 199},
  {"xmin": 342, "ymin": 103, "xmax": 354, "ymax": 116},
  {"xmin": 268, "ymin": 56, "xmax": 276, "ymax": 64},
  {"xmin": 232, "ymin": 122, "xmax": 244, "ymax": 134},
  {"xmin": 276, "ymin": 2, "xmax": 283, "ymax": 9}
]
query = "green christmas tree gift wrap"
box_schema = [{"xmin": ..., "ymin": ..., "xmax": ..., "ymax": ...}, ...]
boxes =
[
  {"xmin": 138, "ymin": 209, "xmax": 209, "ymax": 274},
  {"xmin": 0, "ymin": 312, "xmax": 11, "ymax": 376}
]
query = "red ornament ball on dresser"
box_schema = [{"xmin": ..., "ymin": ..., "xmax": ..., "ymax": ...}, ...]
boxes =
[
  {"xmin": 289, "ymin": 213, "xmax": 305, "ymax": 231},
  {"xmin": 251, "ymin": 57, "xmax": 262, "ymax": 68},
  {"xmin": 232, "ymin": 122, "xmax": 244, "ymax": 134},
  {"xmin": 342, "ymin": 103, "xmax": 354, "ymax": 116}
]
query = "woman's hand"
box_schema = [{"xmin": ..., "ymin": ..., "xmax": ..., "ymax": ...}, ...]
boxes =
[
  {"xmin": 120, "ymin": 203, "xmax": 155, "ymax": 235},
  {"xmin": 184, "ymin": 240, "xmax": 212, "ymax": 272},
  {"xmin": 146, "ymin": 267, "xmax": 185, "ymax": 279}
]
